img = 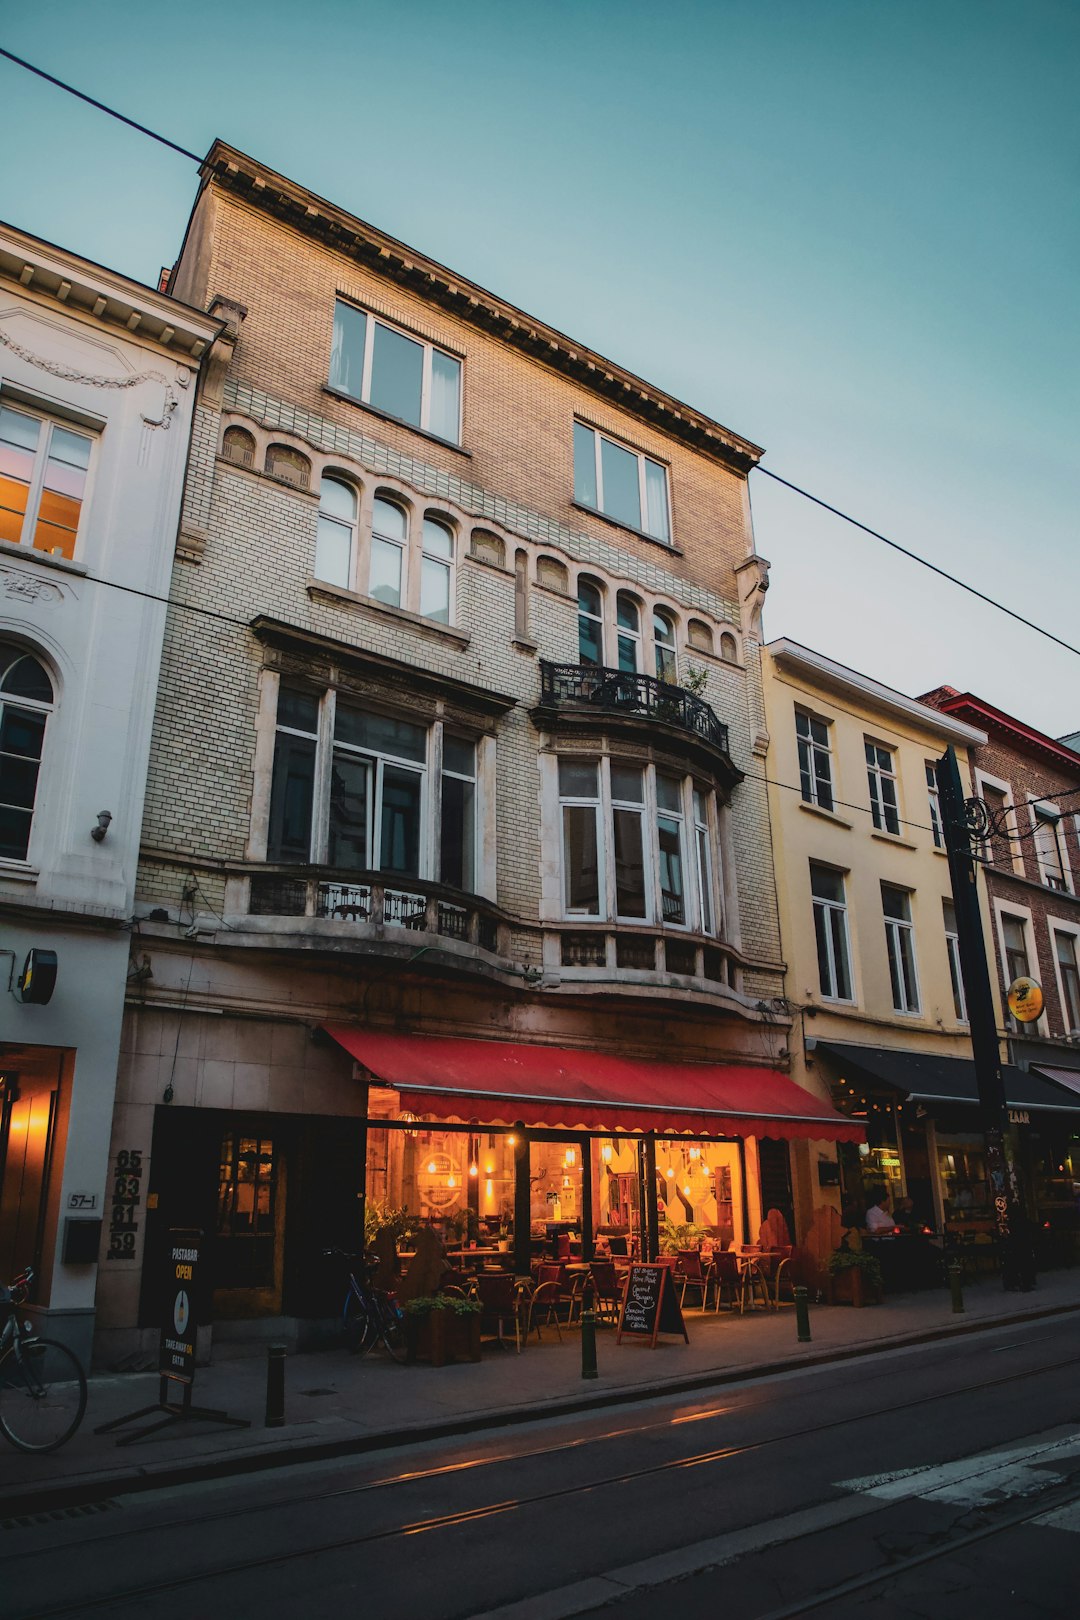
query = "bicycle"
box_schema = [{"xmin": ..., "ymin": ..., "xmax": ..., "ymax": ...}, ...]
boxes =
[
  {"xmin": 323, "ymin": 1249, "xmax": 408, "ymax": 1364},
  {"xmin": 0, "ymin": 1267, "xmax": 88, "ymax": 1453}
]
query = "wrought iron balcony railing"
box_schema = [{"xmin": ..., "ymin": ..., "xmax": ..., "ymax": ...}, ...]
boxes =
[{"xmin": 539, "ymin": 662, "xmax": 729, "ymax": 753}]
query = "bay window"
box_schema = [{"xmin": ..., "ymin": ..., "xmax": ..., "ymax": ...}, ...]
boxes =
[
  {"xmin": 329, "ymin": 300, "xmax": 462, "ymax": 443},
  {"xmin": 656, "ymin": 773, "xmax": 685, "ymax": 923}
]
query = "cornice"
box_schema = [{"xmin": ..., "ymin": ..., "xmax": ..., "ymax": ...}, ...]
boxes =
[
  {"xmin": 932, "ymin": 691, "xmax": 1080, "ymax": 775},
  {"xmin": 194, "ymin": 142, "xmax": 764, "ymax": 478}
]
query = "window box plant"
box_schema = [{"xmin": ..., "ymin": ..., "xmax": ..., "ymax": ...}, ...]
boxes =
[
  {"xmin": 404, "ymin": 1295, "xmax": 482, "ymax": 1366},
  {"xmin": 826, "ymin": 1248, "xmax": 883, "ymax": 1307}
]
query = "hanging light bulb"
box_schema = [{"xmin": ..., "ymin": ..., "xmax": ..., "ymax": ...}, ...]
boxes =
[
  {"xmin": 701, "ymin": 1162, "xmax": 711, "ymax": 1176},
  {"xmin": 565, "ymin": 1147, "xmax": 576, "ymax": 1167},
  {"xmin": 683, "ymin": 1185, "xmax": 692, "ymax": 1198},
  {"xmin": 601, "ymin": 1142, "xmax": 613, "ymax": 1162},
  {"xmin": 507, "ymin": 1134, "xmax": 517, "ymax": 1147},
  {"xmin": 689, "ymin": 1145, "xmax": 700, "ymax": 1160},
  {"xmin": 469, "ymin": 1161, "xmax": 479, "ymax": 1177},
  {"xmin": 447, "ymin": 1172, "xmax": 456, "ymax": 1188},
  {"xmin": 665, "ymin": 1167, "xmax": 675, "ymax": 1179},
  {"xmin": 485, "ymin": 1162, "xmax": 494, "ymax": 1175},
  {"xmin": 427, "ymin": 1161, "xmax": 438, "ymax": 1175}
]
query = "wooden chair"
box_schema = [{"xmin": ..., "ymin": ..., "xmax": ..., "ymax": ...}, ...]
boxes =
[
  {"xmin": 675, "ymin": 1249, "xmax": 714, "ymax": 1311},
  {"xmin": 520, "ymin": 1280, "xmax": 562, "ymax": 1345},
  {"xmin": 475, "ymin": 1272, "xmax": 521, "ymax": 1351},
  {"xmin": 588, "ymin": 1260, "xmax": 623, "ymax": 1326},
  {"xmin": 711, "ymin": 1250, "xmax": 745, "ymax": 1312}
]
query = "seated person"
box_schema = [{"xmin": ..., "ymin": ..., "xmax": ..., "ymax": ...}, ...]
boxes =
[
  {"xmin": 864, "ymin": 1190, "xmax": 896, "ymax": 1232},
  {"xmin": 892, "ymin": 1196, "xmax": 920, "ymax": 1233}
]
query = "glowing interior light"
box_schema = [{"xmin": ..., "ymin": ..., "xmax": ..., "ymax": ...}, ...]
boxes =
[
  {"xmin": 683, "ymin": 1185, "xmax": 692, "ymax": 1197},
  {"xmin": 689, "ymin": 1146, "xmax": 700, "ymax": 1159},
  {"xmin": 427, "ymin": 1161, "xmax": 438, "ymax": 1175},
  {"xmin": 601, "ymin": 1143, "xmax": 613, "ymax": 1162},
  {"xmin": 507, "ymin": 1135, "xmax": 517, "ymax": 1146},
  {"xmin": 447, "ymin": 1173, "xmax": 456, "ymax": 1188},
  {"xmin": 565, "ymin": 1147, "xmax": 576, "ymax": 1167},
  {"xmin": 665, "ymin": 1167, "xmax": 675, "ymax": 1178},
  {"xmin": 469, "ymin": 1162, "xmax": 478, "ymax": 1177}
]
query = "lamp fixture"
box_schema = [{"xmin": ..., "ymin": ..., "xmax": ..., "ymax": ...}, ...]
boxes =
[{"xmin": 90, "ymin": 810, "xmax": 112, "ymax": 843}]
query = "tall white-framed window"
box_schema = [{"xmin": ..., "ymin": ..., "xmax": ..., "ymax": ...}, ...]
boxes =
[
  {"xmin": 611, "ymin": 763, "xmax": 648, "ymax": 920},
  {"xmin": 653, "ymin": 609, "xmax": 678, "ymax": 682},
  {"xmin": 440, "ymin": 734, "xmax": 476, "ymax": 891},
  {"xmin": 1033, "ymin": 806, "xmax": 1070, "ymax": 892},
  {"xmin": 559, "ymin": 758, "xmax": 602, "ymax": 916},
  {"xmin": 420, "ymin": 516, "xmax": 454, "ymax": 624},
  {"xmin": 693, "ymin": 789, "xmax": 714, "ymax": 936},
  {"xmin": 0, "ymin": 643, "xmax": 54, "ymax": 863},
  {"xmin": 796, "ymin": 711, "xmax": 834, "ymax": 811},
  {"xmin": 267, "ymin": 684, "xmax": 321, "ymax": 863},
  {"xmin": 656, "ymin": 773, "xmax": 685, "ymax": 925},
  {"xmin": 328, "ymin": 707, "xmax": 427, "ymax": 875},
  {"xmin": 0, "ymin": 402, "xmax": 93, "ymax": 559},
  {"xmin": 329, "ymin": 299, "xmax": 462, "ymax": 443},
  {"xmin": 1054, "ymin": 930, "xmax": 1080, "ymax": 1034},
  {"xmin": 810, "ymin": 863, "xmax": 853, "ymax": 1002},
  {"xmin": 942, "ymin": 899, "xmax": 967, "ymax": 1022},
  {"xmin": 616, "ymin": 592, "xmax": 642, "ymax": 673},
  {"xmin": 866, "ymin": 741, "xmax": 900, "ymax": 834},
  {"xmin": 882, "ymin": 885, "xmax": 920, "ymax": 1013},
  {"xmin": 370, "ymin": 496, "xmax": 408, "ymax": 609},
  {"xmin": 572, "ymin": 421, "xmax": 671, "ymax": 543},
  {"xmin": 315, "ymin": 475, "xmax": 358, "ymax": 588},
  {"xmin": 577, "ymin": 576, "xmax": 605, "ymax": 667},
  {"xmin": 926, "ymin": 762, "xmax": 944, "ymax": 849},
  {"xmin": 1000, "ymin": 911, "xmax": 1033, "ymax": 1032}
]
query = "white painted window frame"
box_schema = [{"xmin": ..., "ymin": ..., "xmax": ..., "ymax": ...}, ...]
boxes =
[
  {"xmin": 574, "ymin": 420, "xmax": 672, "ymax": 543},
  {"xmin": 992, "ymin": 898, "xmax": 1047, "ymax": 1036},
  {"xmin": 330, "ymin": 298, "xmax": 462, "ymax": 444},
  {"xmin": 1030, "ymin": 798, "xmax": 1072, "ymax": 893},
  {"xmin": 796, "ymin": 708, "xmax": 835, "ymax": 810},
  {"xmin": 865, "ymin": 738, "xmax": 901, "ymax": 835},
  {"xmin": 810, "ymin": 862, "xmax": 855, "ymax": 1004},
  {"xmin": 0, "ymin": 398, "xmax": 97, "ymax": 559},
  {"xmin": 1048, "ymin": 915, "xmax": 1080, "ymax": 1036},
  {"xmin": 882, "ymin": 884, "xmax": 921, "ymax": 1015},
  {"xmin": 942, "ymin": 898, "xmax": 968, "ymax": 1023}
]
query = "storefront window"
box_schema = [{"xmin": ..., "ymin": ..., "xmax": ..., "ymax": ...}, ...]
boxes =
[{"xmin": 935, "ymin": 1131, "xmax": 989, "ymax": 1226}]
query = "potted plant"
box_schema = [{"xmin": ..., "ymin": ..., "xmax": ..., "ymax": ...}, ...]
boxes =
[
  {"xmin": 827, "ymin": 1248, "xmax": 883, "ymax": 1307},
  {"xmin": 365, "ymin": 1199, "xmax": 420, "ymax": 1251},
  {"xmin": 404, "ymin": 1295, "xmax": 483, "ymax": 1366},
  {"xmin": 659, "ymin": 1218, "xmax": 708, "ymax": 1255}
]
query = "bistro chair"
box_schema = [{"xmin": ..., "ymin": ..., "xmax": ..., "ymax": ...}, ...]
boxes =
[
  {"xmin": 674, "ymin": 1249, "xmax": 714, "ymax": 1312},
  {"xmin": 736, "ymin": 1248, "xmax": 774, "ymax": 1313},
  {"xmin": 475, "ymin": 1272, "xmax": 521, "ymax": 1351},
  {"xmin": 711, "ymin": 1250, "xmax": 746, "ymax": 1313},
  {"xmin": 588, "ymin": 1260, "xmax": 623, "ymax": 1326},
  {"xmin": 755, "ymin": 1246, "xmax": 793, "ymax": 1306},
  {"xmin": 536, "ymin": 1262, "xmax": 579, "ymax": 1324},
  {"xmin": 520, "ymin": 1280, "xmax": 563, "ymax": 1346},
  {"xmin": 555, "ymin": 1233, "xmax": 572, "ymax": 1263}
]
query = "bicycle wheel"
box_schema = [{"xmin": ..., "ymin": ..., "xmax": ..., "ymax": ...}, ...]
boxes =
[
  {"xmin": 375, "ymin": 1294, "xmax": 408, "ymax": 1364},
  {"xmin": 0, "ymin": 1338, "xmax": 87, "ymax": 1453},
  {"xmin": 343, "ymin": 1292, "xmax": 376, "ymax": 1356}
]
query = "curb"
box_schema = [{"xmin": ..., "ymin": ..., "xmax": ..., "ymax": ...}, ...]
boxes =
[{"xmin": 3, "ymin": 1296, "xmax": 1078, "ymax": 1520}]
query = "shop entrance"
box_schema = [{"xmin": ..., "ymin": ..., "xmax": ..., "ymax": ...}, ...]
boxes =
[
  {"xmin": 212, "ymin": 1128, "xmax": 285, "ymax": 1318},
  {"xmin": 0, "ymin": 1050, "xmax": 62, "ymax": 1284}
]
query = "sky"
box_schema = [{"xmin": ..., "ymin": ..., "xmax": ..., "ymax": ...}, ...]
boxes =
[{"xmin": 2, "ymin": 0, "xmax": 1077, "ymax": 734}]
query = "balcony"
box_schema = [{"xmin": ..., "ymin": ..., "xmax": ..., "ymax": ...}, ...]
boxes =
[
  {"xmin": 241, "ymin": 868, "xmax": 507, "ymax": 956},
  {"xmin": 537, "ymin": 662, "xmax": 731, "ymax": 760}
]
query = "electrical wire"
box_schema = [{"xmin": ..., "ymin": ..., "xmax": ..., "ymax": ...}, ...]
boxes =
[{"xmin": 0, "ymin": 47, "xmax": 202, "ymax": 163}]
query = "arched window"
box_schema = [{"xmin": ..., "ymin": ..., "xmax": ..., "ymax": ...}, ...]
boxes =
[
  {"xmin": 221, "ymin": 426, "xmax": 255, "ymax": 468},
  {"xmin": 578, "ymin": 576, "xmax": 604, "ymax": 667},
  {"xmin": 616, "ymin": 592, "xmax": 642, "ymax": 673},
  {"xmin": 315, "ymin": 476, "xmax": 357, "ymax": 588},
  {"xmin": 420, "ymin": 516, "xmax": 454, "ymax": 624},
  {"xmin": 0, "ymin": 644, "xmax": 54, "ymax": 861},
  {"xmin": 265, "ymin": 444, "xmax": 311, "ymax": 489},
  {"xmin": 653, "ymin": 609, "xmax": 677, "ymax": 682},
  {"xmin": 720, "ymin": 632, "xmax": 738, "ymax": 662},
  {"xmin": 370, "ymin": 497, "xmax": 408, "ymax": 608},
  {"xmin": 687, "ymin": 618, "xmax": 714, "ymax": 654}
]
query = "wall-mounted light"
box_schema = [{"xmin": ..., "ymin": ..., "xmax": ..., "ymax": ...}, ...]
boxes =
[{"xmin": 90, "ymin": 810, "xmax": 113, "ymax": 843}]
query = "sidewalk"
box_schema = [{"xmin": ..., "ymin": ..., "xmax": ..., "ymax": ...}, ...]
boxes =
[{"xmin": 5, "ymin": 1271, "xmax": 1080, "ymax": 1517}]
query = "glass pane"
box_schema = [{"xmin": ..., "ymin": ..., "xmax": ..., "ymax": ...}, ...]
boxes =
[
  {"xmin": 656, "ymin": 774, "xmax": 681, "ymax": 813},
  {"xmin": 0, "ymin": 753, "xmax": 40, "ymax": 808},
  {"xmin": 563, "ymin": 804, "xmax": 600, "ymax": 914},
  {"xmin": 810, "ymin": 864, "xmax": 843, "ymax": 903},
  {"xmin": 328, "ymin": 751, "xmax": 371, "ymax": 870},
  {"xmin": 1, "ymin": 654, "xmax": 52, "ymax": 704},
  {"xmin": 613, "ymin": 807, "xmax": 647, "ymax": 918},
  {"xmin": 315, "ymin": 515, "xmax": 352, "ymax": 587},
  {"xmin": 440, "ymin": 773, "xmax": 474, "ymax": 890},
  {"xmin": 693, "ymin": 790, "xmax": 708, "ymax": 823},
  {"xmin": 380, "ymin": 765, "xmax": 422, "ymax": 874},
  {"xmin": 885, "ymin": 926, "xmax": 904, "ymax": 1009},
  {"xmin": 578, "ymin": 611, "xmax": 603, "ymax": 667},
  {"xmin": 697, "ymin": 826, "xmax": 713, "ymax": 933},
  {"xmin": 320, "ymin": 476, "xmax": 356, "ymax": 522},
  {"xmin": 422, "ymin": 517, "xmax": 453, "ymax": 559},
  {"xmin": 428, "ymin": 350, "xmax": 461, "ymax": 442},
  {"xmin": 373, "ymin": 497, "xmax": 407, "ymax": 540},
  {"xmin": 443, "ymin": 734, "xmax": 475, "ymax": 777},
  {"xmin": 880, "ymin": 776, "xmax": 900, "ymax": 833},
  {"xmin": 329, "ymin": 302, "xmax": 367, "ymax": 397},
  {"xmin": 267, "ymin": 733, "xmax": 316, "ymax": 861},
  {"xmin": 600, "ymin": 436, "xmax": 641, "ymax": 530},
  {"xmin": 277, "ymin": 683, "xmax": 319, "ymax": 733},
  {"xmin": 0, "ymin": 407, "xmax": 40, "ymax": 454},
  {"xmin": 369, "ymin": 323, "xmax": 423, "ymax": 427},
  {"xmin": 882, "ymin": 887, "xmax": 909, "ymax": 921},
  {"xmin": 573, "ymin": 422, "xmax": 597, "ymax": 508},
  {"xmin": 47, "ymin": 426, "xmax": 91, "ymax": 473},
  {"xmin": 813, "ymin": 902, "xmax": 834, "ymax": 996},
  {"xmin": 420, "ymin": 556, "xmax": 450, "ymax": 623},
  {"xmin": 657, "ymin": 816, "xmax": 684, "ymax": 923},
  {"xmin": 335, "ymin": 706, "xmax": 427, "ymax": 762},
  {"xmin": 0, "ymin": 706, "xmax": 46, "ymax": 759},
  {"xmin": 369, "ymin": 535, "xmax": 402, "ymax": 607},
  {"xmin": 617, "ymin": 633, "xmax": 638, "ymax": 673},
  {"xmin": 829, "ymin": 908, "xmax": 852, "ymax": 999},
  {"xmin": 559, "ymin": 759, "xmax": 598, "ymax": 799},
  {"xmin": 0, "ymin": 803, "xmax": 32, "ymax": 861},
  {"xmin": 644, "ymin": 459, "xmax": 670, "ymax": 541},
  {"xmin": 611, "ymin": 764, "xmax": 643, "ymax": 803},
  {"xmin": 943, "ymin": 899, "xmax": 957, "ymax": 934},
  {"xmin": 0, "ymin": 407, "xmax": 38, "ymax": 544},
  {"xmin": 899, "ymin": 931, "xmax": 919, "ymax": 1009},
  {"xmin": 616, "ymin": 594, "xmax": 639, "ymax": 632}
]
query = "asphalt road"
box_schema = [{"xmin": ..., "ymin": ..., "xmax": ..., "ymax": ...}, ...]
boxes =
[{"xmin": 4, "ymin": 1312, "xmax": 1080, "ymax": 1620}]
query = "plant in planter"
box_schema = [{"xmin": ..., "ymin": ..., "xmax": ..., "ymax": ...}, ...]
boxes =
[
  {"xmin": 827, "ymin": 1248, "xmax": 883, "ymax": 1307},
  {"xmin": 659, "ymin": 1218, "xmax": 708, "ymax": 1255},
  {"xmin": 404, "ymin": 1295, "xmax": 483, "ymax": 1366},
  {"xmin": 364, "ymin": 1200, "xmax": 420, "ymax": 1251}
]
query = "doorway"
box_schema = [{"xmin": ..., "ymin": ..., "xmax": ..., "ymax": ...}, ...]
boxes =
[{"xmin": 212, "ymin": 1128, "xmax": 285, "ymax": 1318}]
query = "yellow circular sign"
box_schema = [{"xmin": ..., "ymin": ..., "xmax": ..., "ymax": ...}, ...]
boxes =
[{"xmin": 1007, "ymin": 977, "xmax": 1044, "ymax": 1022}]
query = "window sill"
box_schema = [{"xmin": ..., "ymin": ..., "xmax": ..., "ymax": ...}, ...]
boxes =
[
  {"xmin": 0, "ymin": 861, "xmax": 39, "ymax": 883},
  {"xmin": 871, "ymin": 829, "xmax": 918, "ymax": 851},
  {"xmin": 933, "ymin": 845, "xmax": 949, "ymax": 857},
  {"xmin": 215, "ymin": 455, "xmax": 319, "ymax": 499},
  {"xmin": 305, "ymin": 579, "xmax": 471, "ymax": 648},
  {"xmin": 0, "ymin": 537, "xmax": 88, "ymax": 578},
  {"xmin": 798, "ymin": 801, "xmax": 853, "ymax": 830},
  {"xmin": 322, "ymin": 387, "xmax": 472, "ymax": 458},
  {"xmin": 571, "ymin": 501, "xmax": 682, "ymax": 556}
]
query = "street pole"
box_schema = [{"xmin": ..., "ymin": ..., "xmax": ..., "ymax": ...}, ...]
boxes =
[{"xmin": 935, "ymin": 746, "xmax": 1034, "ymax": 1291}]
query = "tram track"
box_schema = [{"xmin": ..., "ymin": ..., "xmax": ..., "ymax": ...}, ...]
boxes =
[{"xmin": 8, "ymin": 1339, "xmax": 1080, "ymax": 1620}]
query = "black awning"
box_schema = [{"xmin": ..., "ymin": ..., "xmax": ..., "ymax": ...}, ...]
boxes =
[{"xmin": 813, "ymin": 1041, "xmax": 1080, "ymax": 1115}]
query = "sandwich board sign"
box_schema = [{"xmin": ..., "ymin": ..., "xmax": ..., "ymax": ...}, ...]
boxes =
[{"xmin": 616, "ymin": 1262, "xmax": 689, "ymax": 1347}]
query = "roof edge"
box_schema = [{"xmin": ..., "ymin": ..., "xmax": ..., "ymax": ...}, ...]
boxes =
[{"xmin": 766, "ymin": 639, "xmax": 989, "ymax": 746}]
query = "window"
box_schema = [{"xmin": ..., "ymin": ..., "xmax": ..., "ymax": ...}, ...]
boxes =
[
  {"xmin": 882, "ymin": 886, "xmax": 920, "ymax": 1013},
  {"xmin": 616, "ymin": 593, "xmax": 641, "ymax": 673},
  {"xmin": 0, "ymin": 645, "xmax": 53, "ymax": 862},
  {"xmin": 370, "ymin": 497, "xmax": 407, "ymax": 608},
  {"xmin": 578, "ymin": 577, "xmax": 604, "ymax": 666},
  {"xmin": 0, "ymin": 404, "xmax": 92, "ymax": 559},
  {"xmin": 573, "ymin": 422, "xmax": 670, "ymax": 542},
  {"xmin": 688, "ymin": 619, "xmax": 713, "ymax": 654},
  {"xmin": 653, "ymin": 610, "xmax": 677, "ymax": 682},
  {"xmin": 719, "ymin": 631, "xmax": 738, "ymax": 662},
  {"xmin": 926, "ymin": 763, "xmax": 944, "ymax": 849},
  {"xmin": 810, "ymin": 864, "xmax": 853, "ymax": 1001},
  {"xmin": 1055, "ymin": 932, "xmax": 1080, "ymax": 1033},
  {"xmin": 329, "ymin": 300, "xmax": 461, "ymax": 443},
  {"xmin": 1001, "ymin": 914, "xmax": 1032, "ymax": 1030},
  {"xmin": 866, "ymin": 741, "xmax": 900, "ymax": 834},
  {"xmin": 315, "ymin": 475, "xmax": 357, "ymax": 588},
  {"xmin": 796, "ymin": 711, "xmax": 833, "ymax": 812},
  {"xmin": 1033, "ymin": 808, "xmax": 1069, "ymax": 891},
  {"xmin": 979, "ymin": 783, "xmax": 1011, "ymax": 866},
  {"xmin": 221, "ymin": 426, "xmax": 255, "ymax": 467},
  {"xmin": 556, "ymin": 758, "xmax": 717, "ymax": 933},
  {"xmin": 266, "ymin": 683, "xmax": 479, "ymax": 890},
  {"xmin": 942, "ymin": 899, "xmax": 967, "ymax": 1022},
  {"xmin": 264, "ymin": 444, "xmax": 311, "ymax": 489},
  {"xmin": 420, "ymin": 518, "xmax": 453, "ymax": 624}
]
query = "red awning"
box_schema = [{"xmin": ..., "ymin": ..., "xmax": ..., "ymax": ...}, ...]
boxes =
[{"xmin": 321, "ymin": 1027, "xmax": 863, "ymax": 1143}]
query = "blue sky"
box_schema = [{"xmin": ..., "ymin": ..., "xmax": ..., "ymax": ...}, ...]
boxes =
[{"xmin": 2, "ymin": 0, "xmax": 1077, "ymax": 732}]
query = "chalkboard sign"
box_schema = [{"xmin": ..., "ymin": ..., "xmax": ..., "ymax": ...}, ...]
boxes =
[{"xmin": 616, "ymin": 1263, "xmax": 689, "ymax": 1347}]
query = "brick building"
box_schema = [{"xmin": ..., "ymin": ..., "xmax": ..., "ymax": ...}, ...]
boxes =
[{"xmin": 96, "ymin": 143, "xmax": 854, "ymax": 1358}]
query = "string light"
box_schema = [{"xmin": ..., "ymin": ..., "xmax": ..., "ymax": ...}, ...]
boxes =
[{"xmin": 427, "ymin": 1161, "xmax": 438, "ymax": 1174}]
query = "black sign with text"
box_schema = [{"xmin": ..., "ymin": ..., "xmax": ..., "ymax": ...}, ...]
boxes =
[
  {"xmin": 616, "ymin": 1263, "xmax": 689, "ymax": 1346},
  {"xmin": 158, "ymin": 1228, "xmax": 201, "ymax": 1385}
]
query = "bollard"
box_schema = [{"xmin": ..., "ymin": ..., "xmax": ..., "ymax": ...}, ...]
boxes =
[
  {"xmin": 949, "ymin": 1260, "xmax": 965, "ymax": 1314},
  {"xmin": 265, "ymin": 1342, "xmax": 286, "ymax": 1427},
  {"xmin": 580, "ymin": 1282, "xmax": 598, "ymax": 1380},
  {"xmin": 794, "ymin": 1284, "xmax": 811, "ymax": 1343}
]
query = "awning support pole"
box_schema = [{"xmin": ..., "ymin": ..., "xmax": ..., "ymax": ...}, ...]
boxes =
[
  {"xmin": 643, "ymin": 1132, "xmax": 659, "ymax": 1262},
  {"xmin": 513, "ymin": 1125, "xmax": 531, "ymax": 1280},
  {"xmin": 579, "ymin": 1135, "xmax": 593, "ymax": 1260},
  {"xmin": 357, "ymin": 1074, "xmax": 369, "ymax": 1258}
]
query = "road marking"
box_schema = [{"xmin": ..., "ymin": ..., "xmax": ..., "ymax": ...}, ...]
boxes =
[{"xmin": 839, "ymin": 1428, "xmax": 1080, "ymax": 1509}]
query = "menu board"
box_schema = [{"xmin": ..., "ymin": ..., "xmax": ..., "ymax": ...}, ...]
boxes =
[{"xmin": 616, "ymin": 1263, "xmax": 689, "ymax": 1347}]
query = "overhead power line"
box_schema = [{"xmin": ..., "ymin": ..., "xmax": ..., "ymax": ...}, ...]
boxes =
[{"xmin": 0, "ymin": 46, "xmax": 202, "ymax": 163}]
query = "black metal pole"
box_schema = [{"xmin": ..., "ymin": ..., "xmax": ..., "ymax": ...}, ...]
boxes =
[
  {"xmin": 643, "ymin": 1133, "xmax": 660, "ymax": 1262},
  {"xmin": 357, "ymin": 1074, "xmax": 369, "ymax": 1258},
  {"xmin": 513, "ymin": 1126, "xmax": 531, "ymax": 1280},
  {"xmin": 579, "ymin": 1135, "xmax": 594, "ymax": 1260},
  {"xmin": 935, "ymin": 746, "xmax": 1033, "ymax": 1291}
]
